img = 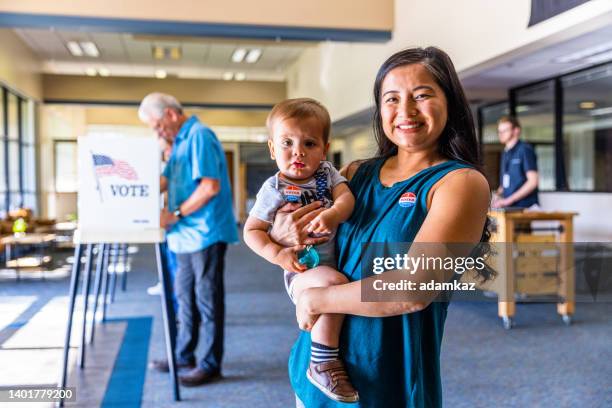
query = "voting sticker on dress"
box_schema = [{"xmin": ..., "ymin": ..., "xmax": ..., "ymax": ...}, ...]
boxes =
[
  {"xmin": 283, "ymin": 185, "xmax": 302, "ymax": 202},
  {"xmin": 398, "ymin": 192, "xmax": 417, "ymax": 208},
  {"xmin": 503, "ymin": 174, "xmax": 510, "ymax": 189}
]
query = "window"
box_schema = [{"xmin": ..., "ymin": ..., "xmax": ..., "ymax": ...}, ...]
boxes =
[
  {"xmin": 22, "ymin": 99, "xmax": 37, "ymax": 208},
  {"xmin": 54, "ymin": 141, "xmax": 78, "ymax": 192},
  {"xmin": 0, "ymin": 87, "xmax": 38, "ymax": 214},
  {"xmin": 480, "ymin": 61, "xmax": 612, "ymax": 193},
  {"xmin": 514, "ymin": 81, "xmax": 556, "ymax": 191},
  {"xmin": 479, "ymin": 102, "xmax": 509, "ymax": 189},
  {"xmin": 562, "ymin": 63, "xmax": 612, "ymax": 192}
]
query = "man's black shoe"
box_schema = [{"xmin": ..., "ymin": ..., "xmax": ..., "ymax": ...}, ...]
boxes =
[
  {"xmin": 149, "ymin": 359, "xmax": 195, "ymax": 373},
  {"xmin": 179, "ymin": 368, "xmax": 222, "ymax": 387}
]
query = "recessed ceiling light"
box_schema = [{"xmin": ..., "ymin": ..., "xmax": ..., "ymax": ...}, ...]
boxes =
[
  {"xmin": 85, "ymin": 67, "xmax": 97, "ymax": 76},
  {"xmin": 152, "ymin": 45, "xmax": 165, "ymax": 60},
  {"xmin": 554, "ymin": 40, "xmax": 612, "ymax": 64},
  {"xmin": 66, "ymin": 41, "xmax": 83, "ymax": 57},
  {"xmin": 235, "ymin": 72, "xmax": 246, "ymax": 81},
  {"xmin": 98, "ymin": 67, "xmax": 110, "ymax": 77},
  {"xmin": 584, "ymin": 49, "xmax": 612, "ymax": 64},
  {"xmin": 579, "ymin": 101, "xmax": 596, "ymax": 110},
  {"xmin": 169, "ymin": 47, "xmax": 182, "ymax": 60},
  {"xmin": 222, "ymin": 72, "xmax": 234, "ymax": 81},
  {"xmin": 245, "ymin": 49, "xmax": 262, "ymax": 63},
  {"xmin": 516, "ymin": 105, "xmax": 531, "ymax": 113},
  {"xmin": 231, "ymin": 48, "xmax": 247, "ymax": 63},
  {"xmin": 155, "ymin": 69, "xmax": 167, "ymax": 79},
  {"xmin": 80, "ymin": 41, "xmax": 100, "ymax": 58},
  {"xmin": 588, "ymin": 106, "xmax": 612, "ymax": 116}
]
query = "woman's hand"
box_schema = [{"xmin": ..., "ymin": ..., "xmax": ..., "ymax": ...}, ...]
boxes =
[
  {"xmin": 296, "ymin": 288, "xmax": 321, "ymax": 331},
  {"xmin": 270, "ymin": 201, "xmax": 328, "ymax": 246}
]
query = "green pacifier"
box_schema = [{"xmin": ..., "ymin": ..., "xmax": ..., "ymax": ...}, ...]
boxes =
[{"xmin": 298, "ymin": 245, "xmax": 320, "ymax": 269}]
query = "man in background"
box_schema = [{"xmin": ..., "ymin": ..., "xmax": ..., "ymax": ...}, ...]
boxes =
[
  {"xmin": 138, "ymin": 93, "xmax": 238, "ymax": 386},
  {"xmin": 147, "ymin": 137, "xmax": 178, "ymax": 315},
  {"xmin": 492, "ymin": 115, "xmax": 540, "ymax": 209}
]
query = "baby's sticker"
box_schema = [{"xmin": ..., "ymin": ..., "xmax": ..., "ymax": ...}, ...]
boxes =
[
  {"xmin": 283, "ymin": 185, "xmax": 302, "ymax": 202},
  {"xmin": 398, "ymin": 192, "xmax": 416, "ymax": 208}
]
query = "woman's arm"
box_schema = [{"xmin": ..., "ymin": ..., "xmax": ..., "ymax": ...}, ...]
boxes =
[{"xmin": 297, "ymin": 169, "xmax": 490, "ymax": 328}]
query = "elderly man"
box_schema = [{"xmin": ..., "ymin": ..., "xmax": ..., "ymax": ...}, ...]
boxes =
[{"xmin": 139, "ymin": 93, "xmax": 238, "ymax": 386}]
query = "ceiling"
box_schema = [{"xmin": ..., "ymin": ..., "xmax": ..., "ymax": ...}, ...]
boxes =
[
  {"xmin": 461, "ymin": 24, "xmax": 612, "ymax": 101},
  {"xmin": 15, "ymin": 28, "xmax": 312, "ymax": 81}
]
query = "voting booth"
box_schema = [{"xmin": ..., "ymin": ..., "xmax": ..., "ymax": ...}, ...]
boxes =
[
  {"xmin": 58, "ymin": 135, "xmax": 180, "ymax": 406},
  {"xmin": 76, "ymin": 134, "xmax": 163, "ymax": 243}
]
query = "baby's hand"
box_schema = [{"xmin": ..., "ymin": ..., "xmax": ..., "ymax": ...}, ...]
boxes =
[
  {"xmin": 273, "ymin": 246, "xmax": 307, "ymax": 273},
  {"xmin": 307, "ymin": 208, "xmax": 339, "ymax": 236}
]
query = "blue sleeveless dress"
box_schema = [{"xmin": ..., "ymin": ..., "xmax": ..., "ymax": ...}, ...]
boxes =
[{"xmin": 289, "ymin": 158, "xmax": 471, "ymax": 408}]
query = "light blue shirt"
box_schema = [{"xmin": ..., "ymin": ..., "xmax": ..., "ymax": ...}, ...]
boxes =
[{"xmin": 163, "ymin": 116, "xmax": 238, "ymax": 253}]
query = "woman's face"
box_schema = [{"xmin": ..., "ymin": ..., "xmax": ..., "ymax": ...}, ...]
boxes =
[{"xmin": 379, "ymin": 64, "xmax": 448, "ymax": 153}]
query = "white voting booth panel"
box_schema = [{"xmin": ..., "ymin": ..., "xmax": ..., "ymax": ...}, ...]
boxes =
[
  {"xmin": 77, "ymin": 134, "xmax": 164, "ymax": 243},
  {"xmin": 61, "ymin": 135, "xmax": 179, "ymax": 405}
]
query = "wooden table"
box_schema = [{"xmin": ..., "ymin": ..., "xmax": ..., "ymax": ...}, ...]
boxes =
[
  {"xmin": 1, "ymin": 233, "xmax": 57, "ymax": 279},
  {"xmin": 481, "ymin": 210, "xmax": 577, "ymax": 329}
]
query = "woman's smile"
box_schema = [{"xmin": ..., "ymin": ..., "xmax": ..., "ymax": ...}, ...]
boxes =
[{"xmin": 395, "ymin": 120, "xmax": 425, "ymax": 131}]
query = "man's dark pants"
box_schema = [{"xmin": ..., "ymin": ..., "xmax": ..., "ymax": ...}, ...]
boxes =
[{"xmin": 174, "ymin": 242, "xmax": 227, "ymax": 373}]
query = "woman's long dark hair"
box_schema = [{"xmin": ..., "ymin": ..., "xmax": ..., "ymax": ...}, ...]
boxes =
[{"xmin": 372, "ymin": 46, "xmax": 494, "ymax": 281}]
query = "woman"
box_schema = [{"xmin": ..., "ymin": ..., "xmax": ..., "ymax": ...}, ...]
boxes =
[{"xmin": 272, "ymin": 47, "xmax": 491, "ymax": 407}]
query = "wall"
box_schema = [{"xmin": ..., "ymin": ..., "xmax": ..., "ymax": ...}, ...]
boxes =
[
  {"xmin": 540, "ymin": 193, "xmax": 612, "ymax": 241},
  {"xmin": 39, "ymin": 105, "xmax": 87, "ymax": 218},
  {"xmin": 43, "ymin": 75, "xmax": 286, "ymax": 106},
  {"xmin": 0, "ymin": 0, "xmax": 393, "ymax": 31},
  {"xmin": 0, "ymin": 28, "xmax": 42, "ymax": 99},
  {"xmin": 83, "ymin": 106, "xmax": 268, "ymax": 127},
  {"xmin": 288, "ymin": 0, "xmax": 612, "ymax": 121},
  {"xmin": 330, "ymin": 128, "xmax": 377, "ymax": 166}
]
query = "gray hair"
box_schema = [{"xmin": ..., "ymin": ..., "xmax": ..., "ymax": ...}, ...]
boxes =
[{"xmin": 138, "ymin": 92, "xmax": 183, "ymax": 122}]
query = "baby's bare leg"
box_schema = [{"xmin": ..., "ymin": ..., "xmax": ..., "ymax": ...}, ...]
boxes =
[
  {"xmin": 292, "ymin": 266, "xmax": 359, "ymax": 402},
  {"xmin": 290, "ymin": 266, "xmax": 348, "ymax": 347}
]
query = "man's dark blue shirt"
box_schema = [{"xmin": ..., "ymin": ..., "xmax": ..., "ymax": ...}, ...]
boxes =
[{"xmin": 500, "ymin": 140, "xmax": 539, "ymax": 208}]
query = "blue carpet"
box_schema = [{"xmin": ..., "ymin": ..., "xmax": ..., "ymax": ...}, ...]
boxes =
[{"xmin": 102, "ymin": 317, "xmax": 153, "ymax": 408}]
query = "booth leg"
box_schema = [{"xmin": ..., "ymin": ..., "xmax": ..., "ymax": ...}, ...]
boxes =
[
  {"xmin": 101, "ymin": 245, "xmax": 111, "ymax": 323},
  {"xmin": 57, "ymin": 244, "xmax": 83, "ymax": 408},
  {"xmin": 121, "ymin": 243, "xmax": 128, "ymax": 291},
  {"xmin": 78, "ymin": 244, "xmax": 94, "ymax": 368},
  {"xmin": 109, "ymin": 244, "xmax": 119, "ymax": 303},
  {"xmin": 155, "ymin": 243, "xmax": 180, "ymax": 401},
  {"xmin": 88, "ymin": 243, "xmax": 106, "ymax": 344}
]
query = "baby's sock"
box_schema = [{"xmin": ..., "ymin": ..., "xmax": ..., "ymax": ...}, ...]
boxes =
[{"xmin": 311, "ymin": 341, "xmax": 339, "ymax": 364}]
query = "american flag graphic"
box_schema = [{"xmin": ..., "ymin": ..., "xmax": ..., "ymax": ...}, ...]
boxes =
[{"xmin": 92, "ymin": 154, "xmax": 138, "ymax": 180}]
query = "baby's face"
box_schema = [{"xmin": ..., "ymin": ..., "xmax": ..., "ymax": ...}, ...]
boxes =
[{"xmin": 268, "ymin": 116, "xmax": 329, "ymax": 182}]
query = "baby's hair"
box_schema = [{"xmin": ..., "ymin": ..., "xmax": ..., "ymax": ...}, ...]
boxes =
[{"xmin": 266, "ymin": 98, "xmax": 331, "ymax": 143}]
